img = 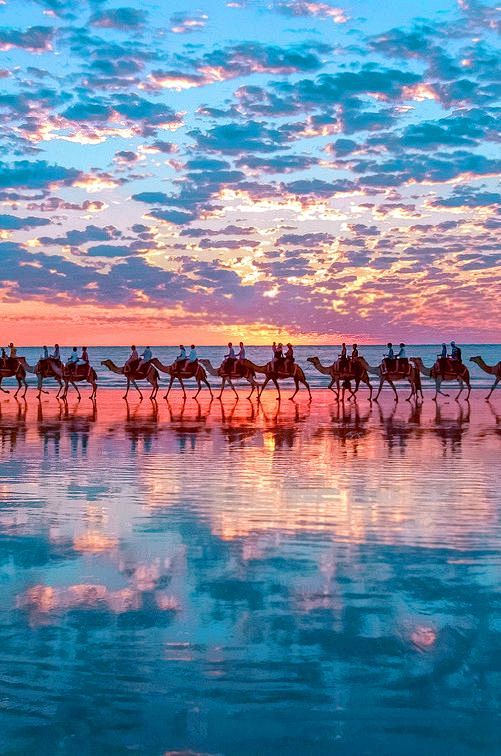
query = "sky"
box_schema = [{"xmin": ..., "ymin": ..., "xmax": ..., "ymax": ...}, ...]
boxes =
[{"xmin": 0, "ymin": 0, "xmax": 500, "ymax": 345}]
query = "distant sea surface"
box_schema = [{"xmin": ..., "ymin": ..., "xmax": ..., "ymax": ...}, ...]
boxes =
[{"xmin": 5, "ymin": 343, "xmax": 501, "ymax": 390}]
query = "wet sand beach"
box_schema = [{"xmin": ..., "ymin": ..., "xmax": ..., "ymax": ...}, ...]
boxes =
[{"xmin": 0, "ymin": 390, "xmax": 500, "ymax": 754}]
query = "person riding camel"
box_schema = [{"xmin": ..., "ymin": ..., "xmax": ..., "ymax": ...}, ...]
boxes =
[
  {"xmin": 223, "ymin": 342, "xmax": 236, "ymax": 374},
  {"xmin": 339, "ymin": 342, "xmax": 348, "ymax": 372},
  {"xmin": 451, "ymin": 341, "xmax": 462, "ymax": 364},
  {"xmin": 66, "ymin": 347, "xmax": 79, "ymax": 373},
  {"xmin": 138, "ymin": 346, "xmax": 152, "ymax": 370},
  {"xmin": 272, "ymin": 342, "xmax": 284, "ymax": 373},
  {"xmin": 285, "ymin": 343, "xmax": 295, "ymax": 373},
  {"xmin": 174, "ymin": 345, "xmax": 187, "ymax": 370},
  {"xmin": 384, "ymin": 342, "xmax": 395, "ymax": 373},
  {"xmin": 351, "ymin": 343, "xmax": 359, "ymax": 360},
  {"xmin": 1, "ymin": 347, "xmax": 6, "ymax": 368},
  {"xmin": 438, "ymin": 342, "xmax": 448, "ymax": 377},
  {"xmin": 51, "ymin": 344, "xmax": 61, "ymax": 361},
  {"xmin": 41, "ymin": 345, "xmax": 49, "ymax": 360},
  {"xmin": 396, "ymin": 343, "xmax": 408, "ymax": 371},
  {"xmin": 124, "ymin": 345, "xmax": 138, "ymax": 374},
  {"xmin": 187, "ymin": 345, "xmax": 198, "ymax": 372},
  {"xmin": 237, "ymin": 341, "xmax": 245, "ymax": 362}
]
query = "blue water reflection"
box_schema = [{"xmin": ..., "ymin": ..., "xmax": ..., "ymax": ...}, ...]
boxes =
[{"xmin": 0, "ymin": 393, "xmax": 500, "ymax": 754}]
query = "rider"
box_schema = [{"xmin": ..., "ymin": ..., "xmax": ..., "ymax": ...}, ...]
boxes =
[
  {"xmin": 42, "ymin": 345, "xmax": 49, "ymax": 360},
  {"xmin": 51, "ymin": 344, "xmax": 61, "ymax": 361},
  {"xmin": 223, "ymin": 342, "xmax": 236, "ymax": 373},
  {"xmin": 273, "ymin": 342, "xmax": 284, "ymax": 373},
  {"xmin": 351, "ymin": 343, "xmax": 359, "ymax": 360},
  {"xmin": 339, "ymin": 342, "xmax": 348, "ymax": 371},
  {"xmin": 66, "ymin": 347, "xmax": 79, "ymax": 373},
  {"xmin": 237, "ymin": 341, "xmax": 246, "ymax": 362},
  {"xmin": 138, "ymin": 346, "xmax": 152, "ymax": 369},
  {"xmin": 384, "ymin": 342, "xmax": 395, "ymax": 373},
  {"xmin": 124, "ymin": 345, "xmax": 138, "ymax": 374},
  {"xmin": 188, "ymin": 344, "xmax": 198, "ymax": 368},
  {"xmin": 79, "ymin": 346, "xmax": 89, "ymax": 364},
  {"xmin": 1, "ymin": 347, "xmax": 6, "ymax": 368},
  {"xmin": 438, "ymin": 342, "xmax": 448, "ymax": 377},
  {"xmin": 396, "ymin": 342, "xmax": 408, "ymax": 370},
  {"xmin": 451, "ymin": 341, "xmax": 462, "ymax": 363},
  {"xmin": 285, "ymin": 343, "xmax": 295, "ymax": 373},
  {"xmin": 174, "ymin": 345, "xmax": 187, "ymax": 369}
]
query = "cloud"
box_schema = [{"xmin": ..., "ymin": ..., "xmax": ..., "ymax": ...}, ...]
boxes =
[
  {"xmin": 170, "ymin": 11, "xmax": 208, "ymax": 34},
  {"xmin": 0, "ymin": 26, "xmax": 54, "ymax": 52},
  {"xmin": 0, "ymin": 214, "xmax": 51, "ymax": 230},
  {"xmin": 0, "ymin": 160, "xmax": 81, "ymax": 190},
  {"xmin": 89, "ymin": 7, "xmax": 147, "ymax": 30},
  {"xmin": 272, "ymin": 1, "xmax": 348, "ymax": 23}
]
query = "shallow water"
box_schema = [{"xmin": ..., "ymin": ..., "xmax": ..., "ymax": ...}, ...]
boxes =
[
  {"xmin": 0, "ymin": 391, "xmax": 500, "ymax": 754},
  {"xmin": 2, "ymin": 343, "xmax": 501, "ymax": 391}
]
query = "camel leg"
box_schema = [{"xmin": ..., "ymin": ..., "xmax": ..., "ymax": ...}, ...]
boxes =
[
  {"xmin": 466, "ymin": 383, "xmax": 471, "ymax": 400},
  {"xmin": 22, "ymin": 378, "xmax": 28, "ymax": 398},
  {"xmin": 258, "ymin": 376, "xmax": 270, "ymax": 400},
  {"xmin": 194, "ymin": 379, "xmax": 202, "ymax": 399},
  {"xmin": 14, "ymin": 377, "xmax": 22, "ymax": 397},
  {"xmin": 56, "ymin": 379, "xmax": 63, "ymax": 398},
  {"xmin": 486, "ymin": 377, "xmax": 500, "ymax": 400},
  {"xmin": 273, "ymin": 377, "xmax": 281, "ymax": 401},
  {"xmin": 124, "ymin": 378, "xmax": 131, "ymax": 399},
  {"xmin": 205, "ymin": 378, "xmax": 213, "ymax": 398},
  {"xmin": 0, "ymin": 379, "xmax": 10, "ymax": 394},
  {"xmin": 177, "ymin": 377, "xmax": 186, "ymax": 398},
  {"xmin": 305, "ymin": 380, "xmax": 312, "ymax": 400},
  {"xmin": 90, "ymin": 381, "xmax": 97, "ymax": 399},
  {"xmin": 132, "ymin": 380, "xmax": 143, "ymax": 400},
  {"xmin": 218, "ymin": 377, "xmax": 226, "ymax": 399},
  {"xmin": 150, "ymin": 379, "xmax": 158, "ymax": 400},
  {"xmin": 405, "ymin": 381, "xmax": 415, "ymax": 402},
  {"xmin": 374, "ymin": 378, "xmax": 385, "ymax": 401},
  {"xmin": 289, "ymin": 379, "xmax": 300, "ymax": 400},
  {"xmin": 164, "ymin": 375, "xmax": 175, "ymax": 399},
  {"xmin": 247, "ymin": 379, "xmax": 256, "ymax": 399},
  {"xmin": 71, "ymin": 381, "xmax": 81, "ymax": 400},
  {"xmin": 228, "ymin": 378, "xmax": 238, "ymax": 399},
  {"xmin": 455, "ymin": 380, "xmax": 464, "ymax": 401},
  {"xmin": 434, "ymin": 378, "xmax": 449, "ymax": 400},
  {"xmin": 365, "ymin": 378, "xmax": 373, "ymax": 402}
]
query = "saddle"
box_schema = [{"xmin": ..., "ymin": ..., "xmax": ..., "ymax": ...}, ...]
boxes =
[
  {"xmin": 381, "ymin": 359, "xmax": 411, "ymax": 377},
  {"xmin": 63, "ymin": 363, "xmax": 92, "ymax": 380},
  {"xmin": 435, "ymin": 357, "xmax": 464, "ymax": 377}
]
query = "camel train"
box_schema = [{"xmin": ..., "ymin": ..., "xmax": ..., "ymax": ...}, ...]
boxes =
[{"xmin": 0, "ymin": 345, "xmax": 498, "ymax": 403}]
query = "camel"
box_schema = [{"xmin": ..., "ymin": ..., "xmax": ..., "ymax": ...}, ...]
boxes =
[
  {"xmin": 35, "ymin": 358, "xmax": 97, "ymax": 400},
  {"xmin": 61, "ymin": 364, "xmax": 98, "ymax": 400},
  {"xmin": 198, "ymin": 358, "xmax": 261, "ymax": 399},
  {"xmin": 241, "ymin": 359, "xmax": 311, "ymax": 400},
  {"xmin": 34, "ymin": 357, "xmax": 64, "ymax": 398},
  {"xmin": 470, "ymin": 355, "xmax": 501, "ymax": 400},
  {"xmin": 358, "ymin": 357, "xmax": 423, "ymax": 402},
  {"xmin": 101, "ymin": 359, "xmax": 159, "ymax": 399},
  {"xmin": 410, "ymin": 356, "xmax": 471, "ymax": 401},
  {"xmin": 307, "ymin": 356, "xmax": 373, "ymax": 400},
  {"xmin": 0, "ymin": 357, "xmax": 31, "ymax": 397},
  {"xmin": 149, "ymin": 358, "xmax": 213, "ymax": 399}
]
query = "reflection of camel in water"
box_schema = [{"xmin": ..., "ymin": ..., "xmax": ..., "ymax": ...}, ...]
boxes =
[
  {"xmin": 257, "ymin": 399, "xmax": 311, "ymax": 449},
  {"xmin": 149, "ymin": 358, "xmax": 213, "ymax": 399},
  {"xmin": 410, "ymin": 357, "xmax": 471, "ymax": 401},
  {"xmin": 0, "ymin": 357, "xmax": 31, "ymax": 397},
  {"xmin": 0, "ymin": 397, "xmax": 28, "ymax": 452},
  {"xmin": 432, "ymin": 401, "xmax": 470, "ymax": 455},
  {"xmin": 199, "ymin": 359, "xmax": 260, "ymax": 399},
  {"xmin": 60, "ymin": 397, "xmax": 97, "ymax": 455},
  {"xmin": 124, "ymin": 398, "xmax": 159, "ymax": 453},
  {"xmin": 101, "ymin": 359, "xmax": 159, "ymax": 399},
  {"xmin": 376, "ymin": 400, "xmax": 424, "ymax": 452},
  {"xmin": 358, "ymin": 357, "xmax": 422, "ymax": 402},
  {"xmin": 470, "ymin": 356, "xmax": 501, "ymax": 400},
  {"xmin": 327, "ymin": 401, "xmax": 372, "ymax": 444},
  {"xmin": 165, "ymin": 397, "xmax": 214, "ymax": 452},
  {"xmin": 218, "ymin": 397, "xmax": 260, "ymax": 447},
  {"xmin": 307, "ymin": 356, "xmax": 373, "ymax": 400}
]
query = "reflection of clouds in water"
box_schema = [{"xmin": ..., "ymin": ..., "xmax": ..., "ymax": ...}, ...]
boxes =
[{"xmin": 0, "ymin": 391, "xmax": 499, "ymax": 752}]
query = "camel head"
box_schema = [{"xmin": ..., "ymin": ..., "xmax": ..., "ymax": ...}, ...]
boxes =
[
  {"xmin": 307, "ymin": 356, "xmax": 320, "ymax": 365},
  {"xmin": 469, "ymin": 355, "xmax": 481, "ymax": 363}
]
